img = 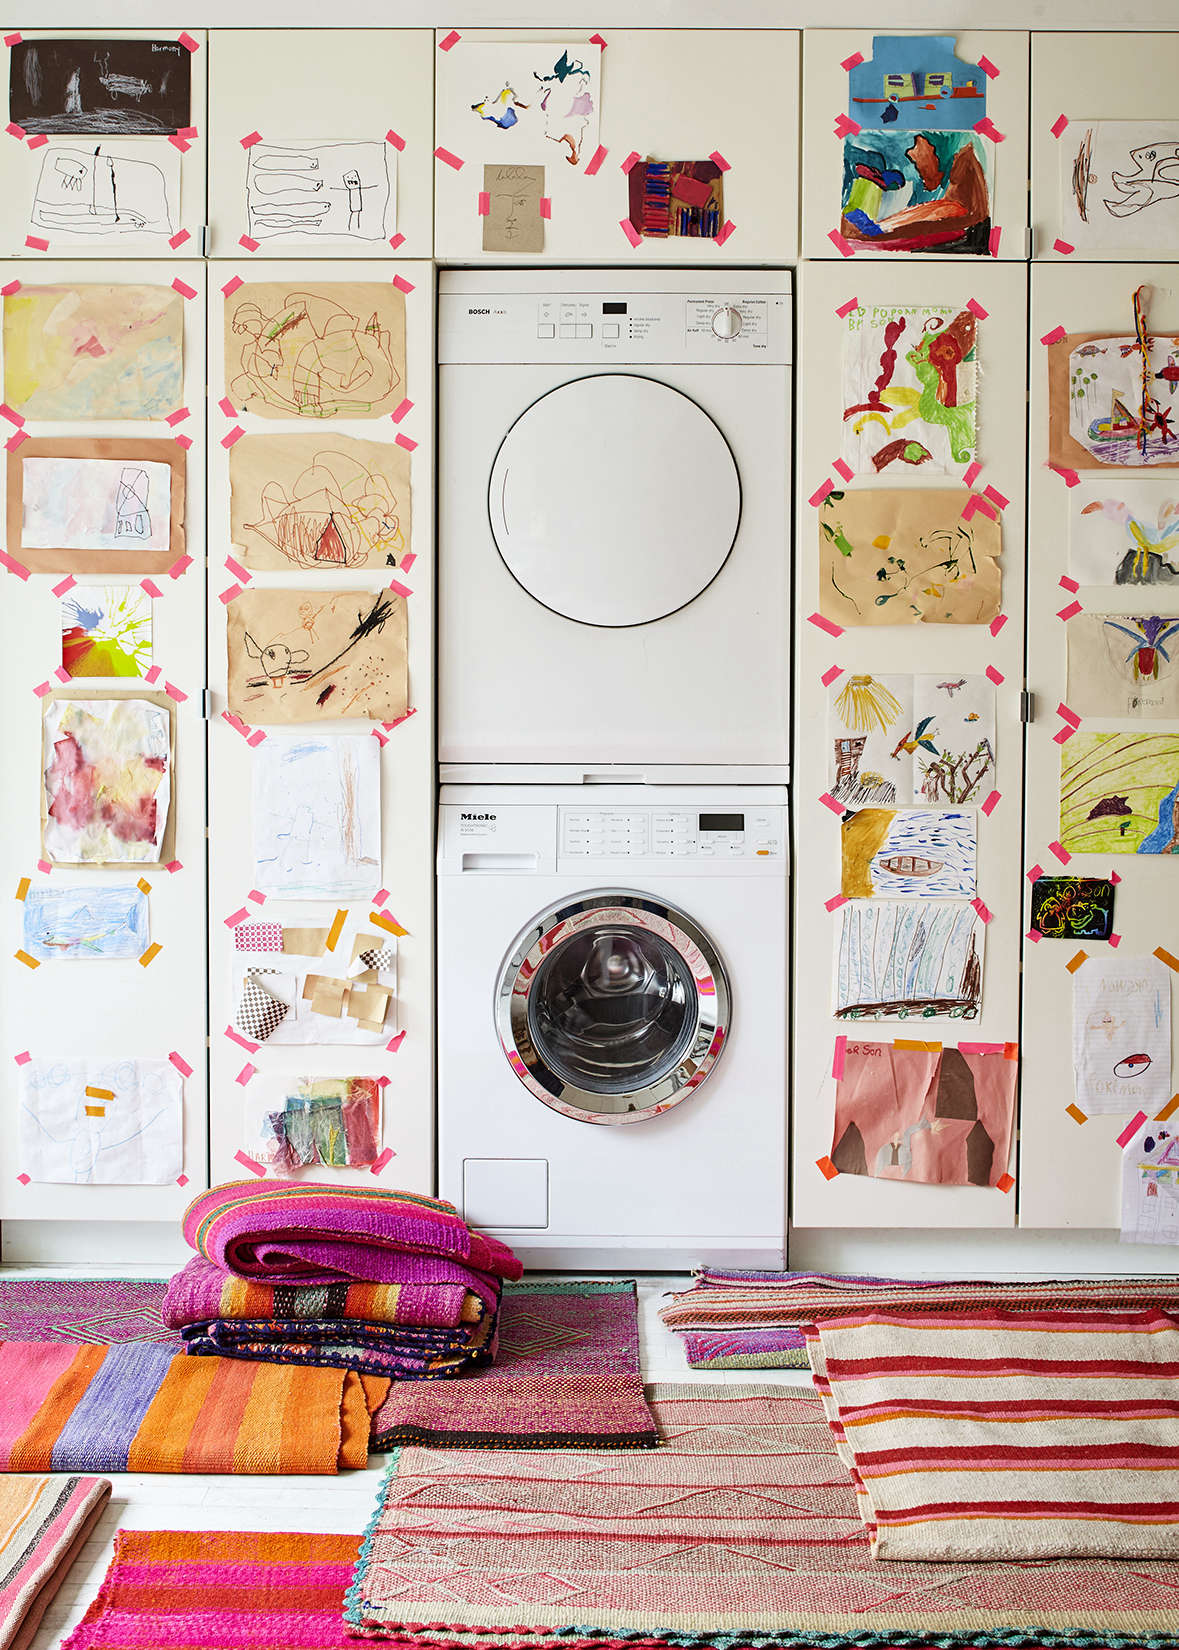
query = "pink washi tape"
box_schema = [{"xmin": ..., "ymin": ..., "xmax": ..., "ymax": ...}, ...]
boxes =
[
  {"xmin": 1048, "ymin": 840, "xmax": 1072, "ymax": 864},
  {"xmin": 1026, "ymin": 928, "xmax": 1041, "ymax": 943},
  {"xmin": 172, "ymin": 278, "xmax": 197, "ymax": 300},
  {"xmin": 984, "ymin": 484, "xmax": 1008, "ymax": 509},
  {"xmin": 224, "ymin": 555, "xmax": 249, "ymax": 581},
  {"xmin": 388, "ymin": 578, "xmax": 413, "ymax": 599},
  {"xmin": 840, "ymin": 50, "xmax": 864, "ymax": 70},
  {"xmin": 973, "ymin": 117, "xmax": 1004, "ymax": 142},
  {"xmin": 620, "ymin": 151, "xmax": 640, "ymax": 173},
  {"xmin": 833, "ymin": 114, "xmax": 861, "ymax": 138},
  {"xmin": 988, "ymin": 226, "xmax": 1002, "ymax": 258},
  {"xmin": 808, "ymin": 612, "xmax": 844, "ymax": 638},
  {"xmin": 24, "ymin": 236, "xmax": 49, "ymax": 252},
  {"xmin": 165, "ymin": 859, "xmax": 182, "ymax": 874},
  {"xmin": 1116, "ymin": 1112, "xmax": 1148, "ymax": 1149},
  {"xmin": 6, "ymin": 428, "xmax": 29, "ymax": 451},
  {"xmin": 4, "ymin": 31, "xmax": 22, "ymax": 45},
  {"xmin": 32, "ymin": 681, "xmax": 51, "ymax": 698},
  {"xmin": 224, "ymin": 907, "xmax": 250, "ymax": 928},
  {"xmin": 0, "ymin": 402, "xmax": 23, "ymax": 427},
  {"xmin": 977, "ymin": 54, "xmax": 999, "ymax": 79},
  {"xmin": 221, "ymin": 425, "xmax": 245, "ymax": 449},
  {"xmin": 1049, "ymin": 464, "xmax": 1080, "ymax": 487},
  {"xmin": 385, "ymin": 129, "xmax": 406, "ymax": 151},
  {"xmin": 235, "ymin": 1064, "xmax": 256, "ymax": 1086},
  {"xmin": 386, "ymin": 1030, "xmax": 407, "ymax": 1054},
  {"xmin": 178, "ymin": 31, "xmax": 200, "ymax": 52},
  {"xmin": 832, "ymin": 458, "xmax": 853, "ymax": 482},
  {"xmin": 239, "ymin": 234, "xmax": 259, "ymax": 252},
  {"xmin": 619, "ymin": 217, "xmax": 642, "ymax": 248},
  {"xmin": 222, "ymin": 275, "xmax": 243, "ymax": 297},
  {"xmin": 166, "ymin": 407, "xmax": 191, "ymax": 426},
  {"xmin": 1057, "ymin": 599, "xmax": 1083, "ymax": 621},
  {"xmin": 225, "ymin": 1026, "xmax": 259, "ymax": 1053},
  {"xmin": 434, "ymin": 146, "xmax": 464, "ymax": 170},
  {"xmin": 824, "ymin": 893, "xmax": 848, "ymax": 912},
  {"xmin": 240, "ymin": 131, "xmax": 262, "ymax": 148},
  {"xmin": 714, "ymin": 219, "xmax": 736, "ymax": 247},
  {"xmin": 219, "ymin": 584, "xmax": 243, "ymax": 605},
  {"xmin": 0, "ymin": 279, "xmax": 21, "ymax": 295},
  {"xmin": 981, "ymin": 790, "xmax": 1001, "ymax": 817},
  {"xmin": 539, "ymin": 196, "xmax": 551, "ymax": 218},
  {"xmin": 985, "ymin": 664, "xmax": 1005, "ymax": 686},
  {"xmin": 584, "ymin": 145, "xmax": 607, "ymax": 176},
  {"xmin": 169, "ymin": 136, "xmax": 191, "ymax": 153},
  {"xmin": 389, "ymin": 233, "xmax": 405, "ymax": 250},
  {"xmin": 1110, "ymin": 870, "xmax": 1122, "ymax": 884},
  {"xmin": 390, "ymin": 397, "xmax": 414, "ymax": 423},
  {"xmin": 140, "ymin": 579, "xmax": 163, "ymax": 598},
  {"xmin": 438, "ymin": 29, "xmax": 460, "ymax": 50},
  {"xmin": 708, "ymin": 150, "xmax": 731, "ymax": 172},
  {"xmin": 818, "ymin": 792, "xmax": 844, "ymax": 816},
  {"xmin": 835, "ymin": 295, "xmax": 858, "ymax": 318},
  {"xmin": 962, "ymin": 461, "xmax": 982, "ymax": 488},
  {"xmin": 373, "ymin": 888, "xmax": 390, "ymax": 907},
  {"xmin": 1040, "ymin": 325, "xmax": 1067, "ymax": 346},
  {"xmin": 394, "ymin": 432, "xmax": 417, "ymax": 452},
  {"xmin": 52, "ymin": 575, "xmax": 76, "ymax": 596},
  {"xmin": 370, "ymin": 728, "xmax": 388, "ymax": 747},
  {"xmin": 165, "ymin": 681, "xmax": 187, "ymax": 703},
  {"xmin": 1054, "ymin": 239, "xmax": 1075, "ymax": 256},
  {"xmin": 234, "ymin": 1150, "xmax": 265, "ymax": 1175},
  {"xmin": 176, "ymin": 1173, "xmax": 190, "ymax": 1187},
  {"xmin": 1050, "ymin": 114, "xmax": 1069, "ymax": 139},
  {"xmin": 1059, "ymin": 575, "xmax": 1080, "ymax": 593},
  {"xmin": 966, "ymin": 298, "xmax": 989, "ymax": 321},
  {"xmin": 828, "ymin": 230, "xmax": 855, "ymax": 258},
  {"xmin": 36, "ymin": 859, "xmax": 51, "ymax": 875},
  {"xmin": 247, "ymin": 888, "xmax": 266, "ymax": 905},
  {"xmin": 369, "ymin": 1147, "xmax": 395, "ymax": 1175},
  {"xmin": 217, "ymin": 396, "xmax": 235, "ymax": 418},
  {"xmin": 1109, "ymin": 932, "xmax": 1122, "ymax": 948},
  {"xmin": 589, "ymin": 32, "xmax": 607, "ymax": 48},
  {"xmin": 169, "ymin": 1051, "xmax": 194, "ymax": 1077},
  {"xmin": 398, "ymin": 551, "xmax": 417, "ymax": 573},
  {"xmin": 1057, "ymin": 702, "xmax": 1081, "ymax": 727},
  {"xmin": 1026, "ymin": 864, "xmax": 1044, "ymax": 883},
  {"xmin": 970, "ymin": 898, "xmax": 994, "ymax": 924},
  {"xmin": 809, "ymin": 478, "xmax": 835, "ymax": 507},
  {"xmin": 0, "ymin": 549, "xmax": 30, "ymax": 579},
  {"xmin": 392, "ymin": 274, "xmax": 414, "ymax": 295},
  {"xmin": 820, "ymin": 664, "xmax": 844, "ymax": 687},
  {"xmin": 476, "ymin": 191, "xmax": 491, "ymax": 215},
  {"xmin": 832, "ymin": 1035, "xmax": 847, "ymax": 1080},
  {"xmin": 13, "ymin": 1050, "xmax": 31, "ymax": 1066},
  {"xmin": 1053, "ymin": 726, "xmax": 1076, "ymax": 745}
]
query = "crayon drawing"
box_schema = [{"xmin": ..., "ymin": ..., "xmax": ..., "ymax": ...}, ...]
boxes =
[
  {"xmin": 1049, "ymin": 289, "xmax": 1179, "ymax": 472},
  {"xmin": 42, "ymin": 696, "xmax": 172, "ymax": 866},
  {"xmin": 248, "ymin": 1075, "xmax": 382, "ymax": 1171},
  {"xmin": 19, "ymin": 1057, "xmax": 183, "ymax": 1185},
  {"xmin": 842, "ymin": 303, "xmax": 978, "ymax": 474},
  {"xmin": 1059, "ymin": 730, "xmax": 1179, "ymax": 855},
  {"xmin": 1029, "ymin": 876, "xmax": 1116, "ymax": 941},
  {"xmin": 830, "ymin": 672, "xmax": 994, "ymax": 807},
  {"xmin": 834, "ymin": 900, "xmax": 984, "ymax": 1021},
  {"xmin": 226, "ymin": 587, "xmax": 409, "ymax": 725},
  {"xmin": 60, "ymin": 586, "xmax": 152, "ymax": 679},
  {"xmin": 1121, "ymin": 1115, "xmax": 1179, "ymax": 1246},
  {"xmin": 230, "ymin": 435, "xmax": 411, "ymax": 572},
  {"xmin": 2, "ymin": 284, "xmax": 182, "ymax": 421},
  {"xmin": 21, "ymin": 885, "xmax": 149, "ymax": 962},
  {"xmin": 9, "ymin": 38, "xmax": 191, "ymax": 136},
  {"xmin": 1069, "ymin": 483, "xmax": 1179, "ymax": 587},
  {"xmin": 245, "ymin": 142, "xmax": 392, "ymax": 243},
  {"xmin": 252, "ymin": 734, "xmax": 381, "ymax": 900},
  {"xmin": 840, "ymin": 131, "xmax": 990, "ymax": 254},
  {"xmin": 30, "ymin": 142, "xmax": 178, "ymax": 239},
  {"xmin": 1063, "ymin": 122, "xmax": 1179, "ymax": 253},
  {"xmin": 1073, "ymin": 954, "xmax": 1171, "ymax": 1115},
  {"xmin": 818, "ymin": 488, "xmax": 1002, "ymax": 626},
  {"xmin": 1067, "ymin": 614, "xmax": 1179, "ymax": 718},
  {"xmin": 841, "ymin": 806, "xmax": 976, "ymax": 898},
  {"xmin": 224, "ymin": 284, "xmax": 405, "ymax": 421}
]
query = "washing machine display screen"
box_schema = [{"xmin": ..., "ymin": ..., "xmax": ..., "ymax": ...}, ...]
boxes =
[{"xmin": 527, "ymin": 925, "xmax": 698, "ymax": 1107}]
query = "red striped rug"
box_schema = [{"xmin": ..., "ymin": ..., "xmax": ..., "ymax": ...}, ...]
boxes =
[
  {"xmin": 806, "ymin": 1306, "xmax": 1179, "ymax": 1560},
  {"xmin": 345, "ymin": 1383, "xmax": 1179, "ymax": 1647}
]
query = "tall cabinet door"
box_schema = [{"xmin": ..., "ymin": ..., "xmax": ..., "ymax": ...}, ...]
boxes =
[
  {"xmin": 0, "ymin": 260, "xmax": 208, "ymax": 1230},
  {"xmin": 792, "ymin": 259, "xmax": 1027, "ymax": 1234},
  {"xmin": 1020, "ymin": 265, "xmax": 1179, "ymax": 1234}
]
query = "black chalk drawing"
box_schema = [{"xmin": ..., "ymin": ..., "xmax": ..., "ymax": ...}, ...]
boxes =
[{"xmin": 10, "ymin": 39, "xmax": 191, "ymax": 136}]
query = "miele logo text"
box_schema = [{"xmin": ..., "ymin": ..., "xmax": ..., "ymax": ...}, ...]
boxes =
[
  {"xmin": 468, "ymin": 308, "xmax": 491, "ymax": 315},
  {"xmin": 460, "ymin": 812, "xmax": 496, "ymax": 820}
]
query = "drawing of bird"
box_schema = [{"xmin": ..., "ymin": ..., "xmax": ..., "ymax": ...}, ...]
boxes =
[
  {"xmin": 937, "ymin": 679, "xmax": 967, "ymax": 695},
  {"xmin": 891, "ymin": 716, "xmax": 939, "ymax": 759}
]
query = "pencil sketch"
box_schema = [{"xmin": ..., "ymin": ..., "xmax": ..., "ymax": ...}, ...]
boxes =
[{"xmin": 30, "ymin": 142, "xmax": 178, "ymax": 239}]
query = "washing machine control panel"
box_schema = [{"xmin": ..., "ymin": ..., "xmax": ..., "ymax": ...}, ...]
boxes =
[{"xmin": 560, "ymin": 808, "xmax": 785, "ymax": 860}]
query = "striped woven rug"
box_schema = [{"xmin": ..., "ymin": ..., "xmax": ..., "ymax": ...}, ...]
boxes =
[
  {"xmin": 807, "ymin": 1307, "xmax": 1179, "ymax": 1561},
  {"xmin": 346, "ymin": 1383, "xmax": 1179, "ymax": 1647},
  {"xmin": 0, "ymin": 1475, "xmax": 109, "ymax": 1650}
]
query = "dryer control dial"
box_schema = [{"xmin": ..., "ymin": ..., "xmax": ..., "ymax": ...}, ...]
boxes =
[{"xmin": 710, "ymin": 305, "xmax": 742, "ymax": 340}]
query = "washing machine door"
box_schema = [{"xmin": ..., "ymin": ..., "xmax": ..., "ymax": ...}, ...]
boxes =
[
  {"xmin": 495, "ymin": 889, "xmax": 730, "ymax": 1125},
  {"xmin": 488, "ymin": 373, "xmax": 741, "ymax": 628}
]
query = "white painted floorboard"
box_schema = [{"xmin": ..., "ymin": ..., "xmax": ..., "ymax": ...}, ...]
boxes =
[{"xmin": 3, "ymin": 1269, "xmax": 810, "ymax": 1648}]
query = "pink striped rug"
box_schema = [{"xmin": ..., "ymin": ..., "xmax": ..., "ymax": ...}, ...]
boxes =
[{"xmin": 806, "ymin": 1306, "xmax": 1179, "ymax": 1561}]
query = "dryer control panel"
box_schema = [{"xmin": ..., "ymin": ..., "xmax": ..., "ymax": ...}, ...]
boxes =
[
  {"xmin": 560, "ymin": 807, "xmax": 785, "ymax": 860},
  {"xmin": 439, "ymin": 285, "xmax": 791, "ymax": 366}
]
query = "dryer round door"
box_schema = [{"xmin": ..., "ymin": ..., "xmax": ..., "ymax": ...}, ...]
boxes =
[
  {"xmin": 495, "ymin": 889, "xmax": 731, "ymax": 1125},
  {"xmin": 488, "ymin": 373, "xmax": 741, "ymax": 628}
]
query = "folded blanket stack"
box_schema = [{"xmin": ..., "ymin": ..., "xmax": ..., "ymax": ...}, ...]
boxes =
[
  {"xmin": 165, "ymin": 1181, "xmax": 522, "ymax": 1381},
  {"xmin": 660, "ymin": 1267, "xmax": 1179, "ymax": 1370}
]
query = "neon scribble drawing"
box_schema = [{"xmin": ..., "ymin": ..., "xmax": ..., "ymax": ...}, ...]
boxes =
[
  {"xmin": 30, "ymin": 142, "xmax": 177, "ymax": 239},
  {"xmin": 842, "ymin": 304, "xmax": 978, "ymax": 474},
  {"xmin": 245, "ymin": 142, "xmax": 392, "ymax": 243},
  {"xmin": 1029, "ymin": 876, "xmax": 1116, "ymax": 941},
  {"xmin": 225, "ymin": 284, "xmax": 406, "ymax": 420}
]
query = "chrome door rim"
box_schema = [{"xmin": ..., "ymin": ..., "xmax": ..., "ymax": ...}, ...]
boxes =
[{"xmin": 494, "ymin": 888, "xmax": 730, "ymax": 1126}]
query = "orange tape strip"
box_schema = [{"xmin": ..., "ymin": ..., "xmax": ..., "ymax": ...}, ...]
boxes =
[
  {"xmin": 83, "ymin": 1105, "xmax": 106, "ymax": 1117},
  {"xmin": 1154, "ymin": 946, "xmax": 1179, "ymax": 973},
  {"xmin": 368, "ymin": 909, "xmax": 408, "ymax": 937},
  {"xmin": 815, "ymin": 1156, "xmax": 839, "ymax": 1181},
  {"xmin": 996, "ymin": 1172, "xmax": 1015, "ymax": 1193},
  {"xmin": 894, "ymin": 1039, "xmax": 942, "ymax": 1052},
  {"xmin": 137, "ymin": 877, "xmax": 152, "ymax": 894},
  {"xmin": 15, "ymin": 876, "xmax": 30, "ymax": 901},
  {"xmin": 84, "ymin": 1086, "xmax": 114, "ymax": 1100},
  {"xmin": 1065, "ymin": 950, "xmax": 1088, "ymax": 973},
  {"xmin": 138, "ymin": 943, "xmax": 162, "ymax": 967},
  {"xmin": 325, "ymin": 909, "xmax": 347, "ymax": 952},
  {"xmin": 1155, "ymin": 1094, "xmax": 1179, "ymax": 1122},
  {"xmin": 1065, "ymin": 1103, "xmax": 1087, "ymax": 1125},
  {"xmin": 14, "ymin": 949, "xmax": 38, "ymax": 969}
]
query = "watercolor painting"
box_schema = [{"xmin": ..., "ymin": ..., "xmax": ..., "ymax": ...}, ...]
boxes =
[
  {"xmin": 1122, "ymin": 1115, "xmax": 1179, "ymax": 1246},
  {"xmin": 841, "ymin": 806, "xmax": 976, "ymax": 898},
  {"xmin": 30, "ymin": 141, "xmax": 178, "ymax": 239},
  {"xmin": 1069, "ymin": 483, "xmax": 1179, "ymax": 587},
  {"xmin": 9, "ymin": 39, "xmax": 191, "ymax": 135},
  {"xmin": 230, "ymin": 434, "xmax": 411, "ymax": 572},
  {"xmin": 841, "ymin": 131, "xmax": 990, "ymax": 254},
  {"xmin": 831, "ymin": 1039, "xmax": 1016, "ymax": 1189},
  {"xmin": 224, "ymin": 284, "xmax": 405, "ymax": 420},
  {"xmin": 248, "ymin": 1075, "xmax": 382, "ymax": 1170},
  {"xmin": 818, "ymin": 488, "xmax": 1002, "ymax": 626},
  {"xmin": 1029, "ymin": 876, "xmax": 1116, "ymax": 941},
  {"xmin": 829, "ymin": 672, "xmax": 994, "ymax": 807},
  {"xmin": 226, "ymin": 587, "xmax": 408, "ymax": 725},
  {"xmin": 1068, "ymin": 613, "xmax": 1179, "ymax": 718},
  {"xmin": 1063, "ymin": 122, "xmax": 1179, "ymax": 253},
  {"xmin": 245, "ymin": 142, "xmax": 393, "ymax": 243},
  {"xmin": 1059, "ymin": 731, "xmax": 1179, "ymax": 855},
  {"xmin": 42, "ymin": 696, "xmax": 172, "ymax": 866},
  {"xmin": 848, "ymin": 35, "xmax": 987, "ymax": 133},
  {"xmin": 1049, "ymin": 289, "xmax": 1179, "ymax": 472},
  {"xmin": 834, "ymin": 900, "xmax": 983, "ymax": 1021},
  {"xmin": 3, "ymin": 284, "xmax": 182, "ymax": 421},
  {"xmin": 21, "ymin": 885, "xmax": 149, "ymax": 962},
  {"xmin": 842, "ymin": 303, "xmax": 978, "ymax": 474},
  {"xmin": 252, "ymin": 734, "xmax": 381, "ymax": 900},
  {"xmin": 447, "ymin": 41, "xmax": 601, "ymax": 169},
  {"xmin": 20, "ymin": 455, "xmax": 171, "ymax": 555},
  {"xmin": 19, "ymin": 1057, "xmax": 183, "ymax": 1185},
  {"xmin": 60, "ymin": 586, "xmax": 152, "ymax": 679},
  {"xmin": 1073, "ymin": 954, "xmax": 1171, "ymax": 1115}
]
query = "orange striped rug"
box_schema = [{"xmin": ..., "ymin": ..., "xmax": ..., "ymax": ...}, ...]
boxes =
[
  {"xmin": 0, "ymin": 1342, "xmax": 387, "ymax": 1474},
  {"xmin": 807, "ymin": 1307, "xmax": 1179, "ymax": 1560}
]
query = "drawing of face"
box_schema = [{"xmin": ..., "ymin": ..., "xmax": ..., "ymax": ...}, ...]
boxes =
[{"xmin": 1087, "ymin": 1007, "xmax": 1125, "ymax": 1044}]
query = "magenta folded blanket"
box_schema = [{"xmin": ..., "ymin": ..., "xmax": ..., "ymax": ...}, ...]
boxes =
[
  {"xmin": 182, "ymin": 1182, "xmax": 523, "ymax": 1286},
  {"xmin": 162, "ymin": 1254, "xmax": 500, "ymax": 1331}
]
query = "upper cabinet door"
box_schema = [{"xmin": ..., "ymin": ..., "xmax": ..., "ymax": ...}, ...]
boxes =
[
  {"xmin": 802, "ymin": 30, "xmax": 1029, "ymax": 262},
  {"xmin": 206, "ymin": 29, "xmax": 434, "ymax": 259},
  {"xmin": 1032, "ymin": 33, "xmax": 1179, "ymax": 262},
  {"xmin": 0, "ymin": 30, "xmax": 206, "ymax": 259},
  {"xmin": 433, "ymin": 28, "xmax": 798, "ymax": 265}
]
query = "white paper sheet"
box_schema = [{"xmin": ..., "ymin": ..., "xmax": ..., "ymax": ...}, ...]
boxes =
[
  {"xmin": 828, "ymin": 672, "xmax": 994, "ymax": 807},
  {"xmin": 252, "ymin": 734, "xmax": 381, "ymax": 900},
  {"xmin": 246, "ymin": 141, "xmax": 393, "ymax": 242},
  {"xmin": 30, "ymin": 140, "xmax": 180, "ymax": 240},
  {"xmin": 1121, "ymin": 1113, "xmax": 1179, "ymax": 1247},
  {"xmin": 438, "ymin": 40, "xmax": 601, "ymax": 170},
  {"xmin": 1067, "ymin": 479, "xmax": 1179, "ymax": 590},
  {"xmin": 22, "ymin": 457, "xmax": 172, "ymax": 554},
  {"xmin": 1060, "ymin": 121, "xmax": 1179, "ymax": 252},
  {"xmin": 1072, "ymin": 954, "xmax": 1172, "ymax": 1115},
  {"xmin": 19, "ymin": 1057, "xmax": 182, "ymax": 1184}
]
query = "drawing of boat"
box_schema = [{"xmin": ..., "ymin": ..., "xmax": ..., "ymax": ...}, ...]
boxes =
[{"xmin": 878, "ymin": 853, "xmax": 944, "ymax": 876}]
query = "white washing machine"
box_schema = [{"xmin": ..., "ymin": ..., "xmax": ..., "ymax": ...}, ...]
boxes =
[
  {"xmin": 438, "ymin": 784, "xmax": 788, "ymax": 1268},
  {"xmin": 438, "ymin": 270, "xmax": 792, "ymax": 773}
]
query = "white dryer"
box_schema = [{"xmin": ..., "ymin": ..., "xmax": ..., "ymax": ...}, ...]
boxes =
[
  {"xmin": 438, "ymin": 271, "xmax": 792, "ymax": 772},
  {"xmin": 437, "ymin": 785, "xmax": 788, "ymax": 1268}
]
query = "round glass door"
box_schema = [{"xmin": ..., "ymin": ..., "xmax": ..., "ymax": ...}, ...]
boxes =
[
  {"xmin": 488, "ymin": 374, "xmax": 741, "ymax": 628},
  {"xmin": 495, "ymin": 890, "xmax": 730, "ymax": 1125}
]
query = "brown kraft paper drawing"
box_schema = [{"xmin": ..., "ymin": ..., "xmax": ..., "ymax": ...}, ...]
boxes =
[
  {"xmin": 226, "ymin": 588, "xmax": 408, "ymax": 725},
  {"xmin": 6, "ymin": 439, "xmax": 185, "ymax": 575}
]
